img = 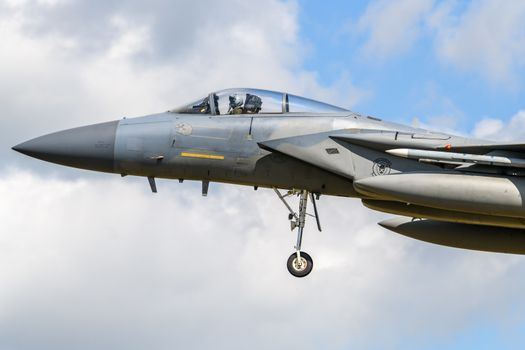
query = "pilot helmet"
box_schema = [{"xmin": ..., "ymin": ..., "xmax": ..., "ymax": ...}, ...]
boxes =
[{"xmin": 229, "ymin": 94, "xmax": 244, "ymax": 108}]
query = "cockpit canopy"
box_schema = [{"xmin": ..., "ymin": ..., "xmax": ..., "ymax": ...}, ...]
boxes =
[{"xmin": 171, "ymin": 88, "xmax": 348, "ymax": 115}]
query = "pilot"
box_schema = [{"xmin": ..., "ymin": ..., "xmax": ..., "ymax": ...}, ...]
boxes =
[
  {"xmin": 228, "ymin": 94, "xmax": 244, "ymax": 115},
  {"xmin": 243, "ymin": 93, "xmax": 262, "ymax": 114}
]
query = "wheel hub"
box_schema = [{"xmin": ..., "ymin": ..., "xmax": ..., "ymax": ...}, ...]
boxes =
[{"xmin": 292, "ymin": 257, "xmax": 308, "ymax": 272}]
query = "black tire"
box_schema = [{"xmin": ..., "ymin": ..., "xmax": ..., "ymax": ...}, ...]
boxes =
[{"xmin": 286, "ymin": 252, "xmax": 313, "ymax": 278}]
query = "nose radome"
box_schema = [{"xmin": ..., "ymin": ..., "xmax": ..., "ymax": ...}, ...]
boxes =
[{"xmin": 12, "ymin": 120, "xmax": 119, "ymax": 173}]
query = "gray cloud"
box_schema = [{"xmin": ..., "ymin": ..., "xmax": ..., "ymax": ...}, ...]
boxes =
[
  {"xmin": 0, "ymin": 172, "xmax": 524, "ymax": 350},
  {"xmin": 1, "ymin": 0, "xmax": 364, "ymax": 171},
  {"xmin": 15, "ymin": 0, "xmax": 292, "ymax": 63},
  {"xmin": 2, "ymin": 1, "xmax": 525, "ymax": 349}
]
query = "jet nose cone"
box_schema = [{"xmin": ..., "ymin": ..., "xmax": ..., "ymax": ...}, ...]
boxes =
[
  {"xmin": 12, "ymin": 140, "xmax": 44, "ymax": 156},
  {"xmin": 11, "ymin": 143, "xmax": 25, "ymax": 153},
  {"xmin": 12, "ymin": 120, "xmax": 119, "ymax": 173}
]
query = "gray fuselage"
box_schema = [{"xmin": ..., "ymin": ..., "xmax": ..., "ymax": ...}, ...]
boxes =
[
  {"xmin": 14, "ymin": 91, "xmax": 525, "ymax": 257},
  {"xmin": 114, "ymin": 111, "xmax": 428, "ymax": 197}
]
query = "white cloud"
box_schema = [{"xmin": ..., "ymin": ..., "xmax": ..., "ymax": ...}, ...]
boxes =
[
  {"xmin": 432, "ymin": 0, "xmax": 525, "ymax": 84},
  {"xmin": 3, "ymin": 2, "xmax": 525, "ymax": 349},
  {"xmin": 472, "ymin": 118, "xmax": 505, "ymax": 140},
  {"xmin": 472, "ymin": 110, "xmax": 525, "ymax": 141},
  {"xmin": 0, "ymin": 170, "xmax": 524, "ymax": 349},
  {"xmin": 0, "ymin": 0, "xmax": 366, "ymax": 168},
  {"xmin": 356, "ymin": 0, "xmax": 435, "ymax": 59},
  {"xmin": 409, "ymin": 82, "xmax": 467, "ymax": 135},
  {"xmin": 354, "ymin": 0, "xmax": 525, "ymax": 84}
]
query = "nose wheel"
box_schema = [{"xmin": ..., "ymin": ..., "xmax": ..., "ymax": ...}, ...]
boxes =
[
  {"xmin": 287, "ymin": 251, "xmax": 313, "ymax": 277},
  {"xmin": 274, "ymin": 188, "xmax": 322, "ymax": 278}
]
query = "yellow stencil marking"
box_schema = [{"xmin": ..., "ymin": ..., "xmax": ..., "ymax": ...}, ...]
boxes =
[{"xmin": 181, "ymin": 152, "xmax": 225, "ymax": 160}]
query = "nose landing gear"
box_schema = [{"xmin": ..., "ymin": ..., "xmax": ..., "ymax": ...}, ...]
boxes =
[
  {"xmin": 287, "ymin": 251, "xmax": 313, "ymax": 278},
  {"xmin": 273, "ymin": 188, "xmax": 322, "ymax": 278}
]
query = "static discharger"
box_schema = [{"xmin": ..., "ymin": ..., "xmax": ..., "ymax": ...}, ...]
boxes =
[{"xmin": 387, "ymin": 148, "xmax": 525, "ymax": 168}]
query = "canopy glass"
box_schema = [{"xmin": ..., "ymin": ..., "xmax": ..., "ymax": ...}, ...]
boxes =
[{"xmin": 172, "ymin": 88, "xmax": 348, "ymax": 115}]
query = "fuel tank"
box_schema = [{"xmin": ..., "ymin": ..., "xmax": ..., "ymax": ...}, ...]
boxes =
[
  {"xmin": 379, "ymin": 217, "xmax": 525, "ymax": 254},
  {"xmin": 354, "ymin": 173, "xmax": 525, "ymax": 218},
  {"xmin": 363, "ymin": 199, "xmax": 525, "ymax": 229}
]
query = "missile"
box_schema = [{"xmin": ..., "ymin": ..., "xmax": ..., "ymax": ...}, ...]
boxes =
[
  {"xmin": 354, "ymin": 173, "xmax": 525, "ymax": 218},
  {"xmin": 378, "ymin": 217, "xmax": 525, "ymax": 255},
  {"xmin": 386, "ymin": 148, "xmax": 525, "ymax": 168}
]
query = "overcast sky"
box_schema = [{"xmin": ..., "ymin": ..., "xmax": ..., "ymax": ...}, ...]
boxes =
[{"xmin": 2, "ymin": 1, "xmax": 525, "ymax": 349}]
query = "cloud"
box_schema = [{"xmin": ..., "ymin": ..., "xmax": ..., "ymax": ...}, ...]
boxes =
[
  {"xmin": 1, "ymin": 170, "xmax": 524, "ymax": 350},
  {"xmin": 410, "ymin": 82, "xmax": 468, "ymax": 135},
  {"xmin": 3, "ymin": 1, "xmax": 525, "ymax": 349},
  {"xmin": 432, "ymin": 0, "xmax": 525, "ymax": 84},
  {"xmin": 0, "ymin": 0, "xmax": 366, "ymax": 170},
  {"xmin": 355, "ymin": 0, "xmax": 435, "ymax": 59},
  {"xmin": 353, "ymin": 0, "xmax": 525, "ymax": 84},
  {"xmin": 472, "ymin": 110, "xmax": 525, "ymax": 141},
  {"xmin": 472, "ymin": 118, "xmax": 505, "ymax": 140}
]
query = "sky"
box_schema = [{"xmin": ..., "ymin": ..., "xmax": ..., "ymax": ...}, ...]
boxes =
[{"xmin": 2, "ymin": 0, "xmax": 525, "ymax": 349}]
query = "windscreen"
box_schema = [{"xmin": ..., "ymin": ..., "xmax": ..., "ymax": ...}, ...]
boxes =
[{"xmin": 171, "ymin": 96, "xmax": 211, "ymax": 114}]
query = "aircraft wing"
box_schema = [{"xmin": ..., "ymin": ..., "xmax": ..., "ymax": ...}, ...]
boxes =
[
  {"xmin": 332, "ymin": 130, "xmax": 525, "ymax": 172},
  {"xmin": 259, "ymin": 128, "xmax": 525, "ymax": 180},
  {"xmin": 258, "ymin": 128, "xmax": 455, "ymax": 182},
  {"xmin": 332, "ymin": 129, "xmax": 525, "ymax": 155},
  {"xmin": 330, "ymin": 129, "xmax": 452, "ymax": 152}
]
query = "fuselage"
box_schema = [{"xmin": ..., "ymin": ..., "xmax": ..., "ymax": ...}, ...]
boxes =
[
  {"xmin": 8, "ymin": 109, "xmax": 478, "ymax": 198},
  {"xmin": 14, "ymin": 88, "xmax": 525, "ymax": 257},
  {"xmin": 94, "ymin": 111, "xmax": 435, "ymax": 197}
]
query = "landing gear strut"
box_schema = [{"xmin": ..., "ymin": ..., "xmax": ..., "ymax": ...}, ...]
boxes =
[{"xmin": 274, "ymin": 188, "xmax": 322, "ymax": 278}]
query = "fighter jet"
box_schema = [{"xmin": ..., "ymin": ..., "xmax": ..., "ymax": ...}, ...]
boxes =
[{"xmin": 12, "ymin": 88, "xmax": 525, "ymax": 277}]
